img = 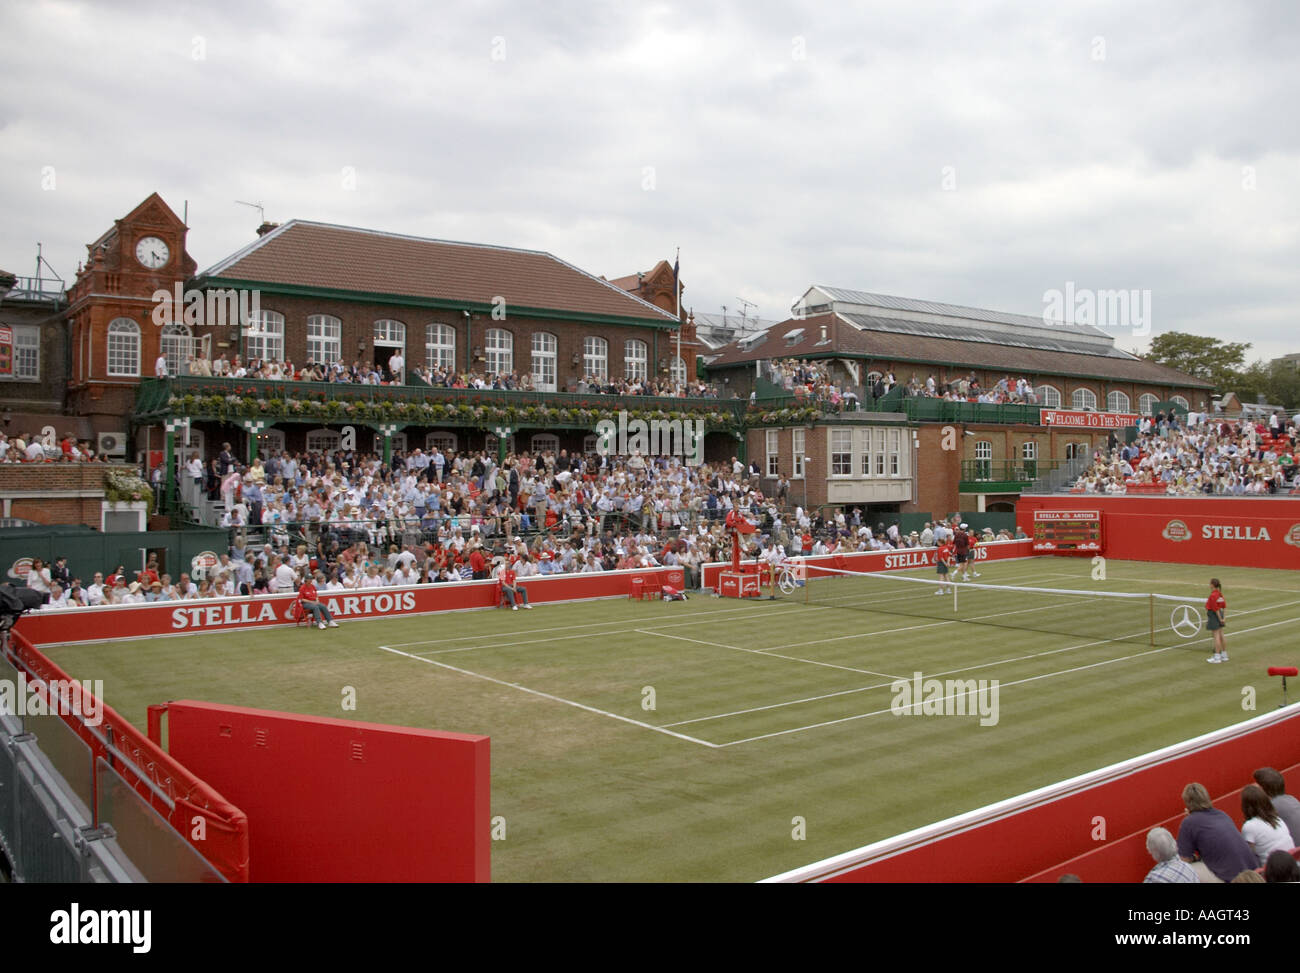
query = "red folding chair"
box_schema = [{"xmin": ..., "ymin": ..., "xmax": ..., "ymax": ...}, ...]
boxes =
[{"xmin": 292, "ymin": 598, "xmax": 307, "ymax": 627}]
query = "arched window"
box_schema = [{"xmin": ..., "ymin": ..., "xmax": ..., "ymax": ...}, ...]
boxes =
[
  {"xmin": 256, "ymin": 430, "xmax": 286, "ymax": 456},
  {"xmin": 531, "ymin": 434, "xmax": 559, "ymax": 454},
  {"xmin": 425, "ymin": 323, "xmax": 456, "ymax": 372},
  {"xmin": 1107, "ymin": 390, "xmax": 1131, "ymax": 413},
  {"xmin": 373, "ymin": 319, "xmax": 406, "ymax": 346},
  {"xmin": 973, "ymin": 440, "xmax": 993, "ymax": 480},
  {"xmin": 624, "ymin": 339, "xmax": 648, "ymax": 382},
  {"xmin": 245, "ymin": 310, "xmax": 285, "ymax": 362},
  {"xmin": 306, "ymin": 428, "xmax": 342, "ymax": 453},
  {"xmin": 531, "ymin": 332, "xmax": 557, "ymax": 391},
  {"xmin": 1071, "ymin": 387, "xmax": 1097, "ymax": 411},
  {"xmin": 373, "ymin": 431, "xmax": 408, "ymax": 453},
  {"xmin": 583, "ymin": 336, "xmax": 608, "ymax": 383},
  {"xmin": 426, "ymin": 431, "xmax": 458, "ymax": 454},
  {"xmin": 1034, "ymin": 385, "xmax": 1062, "ymax": 409},
  {"xmin": 161, "ymin": 322, "xmax": 193, "ymax": 377},
  {"xmin": 670, "ymin": 356, "xmax": 687, "ymax": 386},
  {"xmin": 1138, "ymin": 393, "xmax": 1159, "ymax": 416},
  {"xmin": 484, "ymin": 328, "xmax": 513, "ymax": 376},
  {"xmin": 485, "ymin": 431, "xmax": 515, "ymax": 456},
  {"xmin": 307, "ymin": 315, "xmax": 342, "ymax": 365},
  {"xmin": 1171, "ymin": 395, "xmax": 1189, "ymax": 411},
  {"xmin": 107, "ymin": 318, "xmax": 141, "ymax": 376}
]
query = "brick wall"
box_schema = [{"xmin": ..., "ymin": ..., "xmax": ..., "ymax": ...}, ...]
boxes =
[{"xmin": 0, "ymin": 462, "xmax": 138, "ymax": 526}]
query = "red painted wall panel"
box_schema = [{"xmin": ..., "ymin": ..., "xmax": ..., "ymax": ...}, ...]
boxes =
[
  {"xmin": 1018, "ymin": 496, "xmax": 1300, "ymax": 570},
  {"xmin": 158, "ymin": 701, "xmax": 490, "ymax": 883}
]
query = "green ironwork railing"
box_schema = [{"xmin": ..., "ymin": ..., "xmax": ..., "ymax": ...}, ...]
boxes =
[{"xmin": 960, "ymin": 459, "xmax": 1065, "ymax": 483}]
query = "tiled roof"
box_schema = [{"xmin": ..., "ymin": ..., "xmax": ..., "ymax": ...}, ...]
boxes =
[
  {"xmin": 200, "ymin": 221, "xmax": 679, "ymax": 325},
  {"xmin": 706, "ymin": 314, "xmax": 1214, "ymax": 388}
]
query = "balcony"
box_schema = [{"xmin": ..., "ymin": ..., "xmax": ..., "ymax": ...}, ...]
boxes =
[
  {"xmin": 752, "ymin": 389, "xmax": 1043, "ymax": 425},
  {"xmin": 959, "ymin": 459, "xmax": 1065, "ymax": 494},
  {"xmin": 134, "ymin": 377, "xmax": 748, "ymax": 430}
]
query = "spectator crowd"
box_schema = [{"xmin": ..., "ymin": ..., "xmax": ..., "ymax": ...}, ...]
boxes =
[{"xmin": 1075, "ymin": 410, "xmax": 1299, "ymax": 496}]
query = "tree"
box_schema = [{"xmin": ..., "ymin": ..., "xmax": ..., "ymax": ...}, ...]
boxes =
[{"xmin": 1143, "ymin": 333, "xmax": 1252, "ymax": 390}]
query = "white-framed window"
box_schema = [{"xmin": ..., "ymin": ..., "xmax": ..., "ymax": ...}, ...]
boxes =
[
  {"xmin": 306, "ymin": 428, "xmax": 342, "ymax": 453},
  {"xmin": 1138, "ymin": 393, "xmax": 1159, "ymax": 416},
  {"xmin": 766, "ymin": 429, "xmax": 779, "ymax": 477},
  {"xmin": 531, "ymin": 434, "xmax": 559, "ymax": 455},
  {"xmin": 107, "ymin": 318, "xmax": 141, "ymax": 377},
  {"xmin": 485, "ymin": 431, "xmax": 516, "ymax": 456},
  {"xmin": 7, "ymin": 325, "xmax": 39, "ymax": 381},
  {"xmin": 373, "ymin": 319, "xmax": 406, "ymax": 346},
  {"xmin": 1107, "ymin": 390, "xmax": 1131, "ymax": 413},
  {"xmin": 670, "ymin": 356, "xmax": 686, "ymax": 386},
  {"xmin": 426, "ymin": 432, "xmax": 458, "ymax": 454},
  {"xmin": 625, "ymin": 339, "xmax": 648, "ymax": 382},
  {"xmin": 307, "ymin": 315, "xmax": 342, "ymax": 366},
  {"xmin": 830, "ymin": 429, "xmax": 853, "ymax": 476},
  {"xmin": 531, "ymin": 331, "xmax": 557, "ymax": 392},
  {"xmin": 889, "ymin": 428, "xmax": 901, "ymax": 476},
  {"xmin": 583, "ymin": 336, "xmax": 608, "ymax": 383},
  {"xmin": 582, "ymin": 434, "xmax": 599, "ymax": 454},
  {"xmin": 1035, "ymin": 385, "xmax": 1062, "ymax": 409},
  {"xmin": 425, "ymin": 323, "xmax": 456, "ymax": 371},
  {"xmin": 161, "ymin": 322, "xmax": 193, "ymax": 377},
  {"xmin": 256, "ymin": 429, "xmax": 286, "ymax": 455},
  {"xmin": 1071, "ymin": 387, "xmax": 1097, "ymax": 411},
  {"xmin": 792, "ymin": 428, "xmax": 805, "ymax": 478},
  {"xmin": 874, "ymin": 428, "xmax": 886, "ymax": 476},
  {"xmin": 245, "ymin": 310, "xmax": 285, "ymax": 362},
  {"xmin": 974, "ymin": 440, "xmax": 993, "ymax": 479},
  {"xmin": 1171, "ymin": 395, "xmax": 1190, "ymax": 411},
  {"xmin": 374, "ymin": 431, "xmax": 408, "ymax": 453},
  {"xmin": 1022, "ymin": 441, "xmax": 1038, "ymax": 461},
  {"xmin": 485, "ymin": 328, "xmax": 513, "ymax": 376}
]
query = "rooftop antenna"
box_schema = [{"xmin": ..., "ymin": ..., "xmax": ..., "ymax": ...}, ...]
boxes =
[
  {"xmin": 737, "ymin": 297, "xmax": 756, "ymax": 330},
  {"xmin": 235, "ymin": 200, "xmax": 265, "ymax": 226}
]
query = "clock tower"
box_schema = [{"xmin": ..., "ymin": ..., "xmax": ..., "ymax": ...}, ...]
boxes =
[{"xmin": 65, "ymin": 193, "xmax": 197, "ymax": 435}]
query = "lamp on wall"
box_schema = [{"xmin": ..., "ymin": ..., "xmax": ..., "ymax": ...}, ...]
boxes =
[
  {"xmin": 473, "ymin": 346, "xmax": 484, "ymax": 361},
  {"xmin": 571, "ymin": 352, "xmax": 582, "ymax": 366},
  {"xmin": 357, "ymin": 338, "xmax": 366, "ymax": 354}
]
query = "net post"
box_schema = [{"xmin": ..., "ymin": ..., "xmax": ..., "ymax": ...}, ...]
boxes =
[
  {"xmin": 953, "ymin": 578, "xmax": 958, "ymax": 612},
  {"xmin": 1149, "ymin": 594, "xmax": 1155, "ymax": 647}
]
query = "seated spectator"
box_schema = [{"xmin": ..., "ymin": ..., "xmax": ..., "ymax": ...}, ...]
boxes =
[
  {"xmin": 1176, "ymin": 781, "xmax": 1258, "ymax": 883},
  {"xmin": 299, "ymin": 572, "xmax": 339, "ymax": 629},
  {"xmin": 1241, "ymin": 783, "xmax": 1295, "ymax": 867},
  {"xmin": 1251, "ymin": 767, "xmax": 1300, "ymax": 842},
  {"xmin": 1264, "ymin": 850, "xmax": 1300, "ymax": 883},
  {"xmin": 1142, "ymin": 827, "xmax": 1199, "ymax": 883}
]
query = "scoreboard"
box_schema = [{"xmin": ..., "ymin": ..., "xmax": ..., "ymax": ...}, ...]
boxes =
[{"xmin": 1031, "ymin": 509, "xmax": 1103, "ymax": 555}]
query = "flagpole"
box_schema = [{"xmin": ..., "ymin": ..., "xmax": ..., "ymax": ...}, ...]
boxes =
[{"xmin": 674, "ymin": 247, "xmax": 681, "ymax": 392}]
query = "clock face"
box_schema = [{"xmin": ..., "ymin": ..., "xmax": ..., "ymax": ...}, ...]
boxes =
[{"xmin": 135, "ymin": 236, "xmax": 170, "ymax": 269}]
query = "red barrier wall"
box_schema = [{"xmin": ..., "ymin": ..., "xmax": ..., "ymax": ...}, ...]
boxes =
[
  {"xmin": 700, "ymin": 540, "xmax": 1034, "ymax": 591},
  {"xmin": 153, "ymin": 701, "xmax": 490, "ymax": 883},
  {"xmin": 5, "ymin": 631, "xmax": 251, "ymax": 882},
  {"xmin": 766, "ymin": 707, "xmax": 1300, "ymax": 883},
  {"xmin": 1018, "ymin": 496, "xmax": 1300, "ymax": 570},
  {"xmin": 14, "ymin": 566, "xmax": 687, "ymax": 645}
]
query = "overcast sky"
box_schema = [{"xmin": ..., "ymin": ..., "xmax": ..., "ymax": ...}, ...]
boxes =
[{"xmin": 2, "ymin": 0, "xmax": 1296, "ymax": 361}]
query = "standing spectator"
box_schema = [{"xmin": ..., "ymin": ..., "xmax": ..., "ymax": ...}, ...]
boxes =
[{"xmin": 26, "ymin": 557, "xmax": 52, "ymax": 603}]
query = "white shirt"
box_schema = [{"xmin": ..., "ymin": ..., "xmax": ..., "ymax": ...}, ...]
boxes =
[
  {"xmin": 272, "ymin": 563, "xmax": 297, "ymax": 593},
  {"xmin": 155, "ymin": 355, "xmax": 168, "ymax": 378}
]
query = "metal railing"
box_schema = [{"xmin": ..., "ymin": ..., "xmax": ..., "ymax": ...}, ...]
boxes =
[{"xmin": 960, "ymin": 459, "xmax": 1066, "ymax": 483}]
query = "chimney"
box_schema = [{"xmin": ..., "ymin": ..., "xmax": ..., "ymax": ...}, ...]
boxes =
[{"xmin": 256, "ymin": 221, "xmax": 281, "ymax": 237}]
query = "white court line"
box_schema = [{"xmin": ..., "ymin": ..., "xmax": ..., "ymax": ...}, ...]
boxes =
[
  {"xmin": 410, "ymin": 604, "xmax": 810, "ymax": 656},
  {"xmin": 1100, "ymin": 576, "xmax": 1300, "ymax": 594},
  {"xmin": 662, "ymin": 598, "xmax": 1300, "ymax": 730},
  {"xmin": 376, "ymin": 644, "xmax": 719, "ymax": 748},
  {"xmin": 638, "ymin": 629, "xmax": 904, "ymax": 680},
  {"xmin": 713, "ymin": 615, "xmax": 1300, "ymax": 748}
]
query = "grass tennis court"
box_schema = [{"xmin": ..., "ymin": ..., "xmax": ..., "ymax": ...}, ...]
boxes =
[{"xmin": 42, "ymin": 557, "xmax": 1300, "ymax": 881}]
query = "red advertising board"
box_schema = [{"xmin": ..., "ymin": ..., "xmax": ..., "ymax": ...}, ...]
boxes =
[
  {"xmin": 14, "ymin": 566, "xmax": 687, "ymax": 645},
  {"xmin": 1040, "ymin": 410, "xmax": 1139, "ymax": 429},
  {"xmin": 0, "ymin": 325, "xmax": 12, "ymax": 376},
  {"xmin": 1017, "ymin": 496, "xmax": 1300, "ymax": 570},
  {"xmin": 700, "ymin": 539, "xmax": 1035, "ymax": 592}
]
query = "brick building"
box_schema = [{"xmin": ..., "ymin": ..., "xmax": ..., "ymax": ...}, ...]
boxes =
[{"xmin": 715, "ymin": 286, "xmax": 1213, "ymax": 518}]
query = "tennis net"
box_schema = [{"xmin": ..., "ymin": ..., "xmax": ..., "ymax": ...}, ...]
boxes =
[{"xmin": 775, "ymin": 561, "xmax": 1206, "ymax": 647}]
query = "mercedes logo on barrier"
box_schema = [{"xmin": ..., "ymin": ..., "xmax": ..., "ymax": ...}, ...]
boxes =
[{"xmin": 1171, "ymin": 604, "xmax": 1203, "ymax": 639}]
